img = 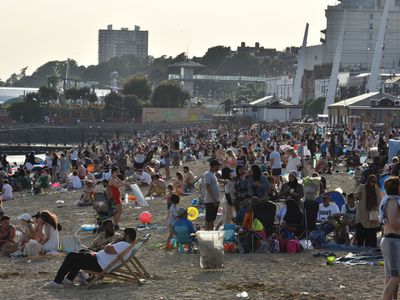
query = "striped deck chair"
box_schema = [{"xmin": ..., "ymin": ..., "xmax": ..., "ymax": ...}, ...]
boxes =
[{"xmin": 85, "ymin": 234, "xmax": 151, "ymax": 288}]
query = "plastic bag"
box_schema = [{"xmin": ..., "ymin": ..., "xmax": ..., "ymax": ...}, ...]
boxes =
[{"xmin": 130, "ymin": 184, "xmax": 148, "ymax": 206}]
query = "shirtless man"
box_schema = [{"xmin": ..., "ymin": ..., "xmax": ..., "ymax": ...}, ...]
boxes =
[{"xmin": 380, "ymin": 177, "xmax": 400, "ymax": 300}]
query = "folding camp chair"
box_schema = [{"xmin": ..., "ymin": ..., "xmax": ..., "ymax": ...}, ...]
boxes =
[{"xmin": 85, "ymin": 234, "xmax": 151, "ymax": 288}]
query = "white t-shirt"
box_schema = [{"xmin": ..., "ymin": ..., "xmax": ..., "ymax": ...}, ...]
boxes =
[
  {"xmin": 70, "ymin": 175, "xmax": 83, "ymax": 189},
  {"xmin": 318, "ymin": 203, "xmax": 340, "ymax": 222},
  {"xmin": 270, "ymin": 150, "xmax": 282, "ymax": 169},
  {"xmin": 138, "ymin": 171, "xmax": 152, "ymax": 185},
  {"xmin": 102, "ymin": 171, "xmax": 112, "ymax": 181},
  {"xmin": 71, "ymin": 150, "xmax": 78, "ymax": 161},
  {"xmin": 2, "ymin": 184, "xmax": 13, "ymax": 200},
  {"xmin": 96, "ymin": 241, "xmax": 132, "ymax": 270}
]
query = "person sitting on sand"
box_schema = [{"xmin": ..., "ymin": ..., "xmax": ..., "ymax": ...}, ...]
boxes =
[
  {"xmin": 38, "ymin": 169, "xmax": 50, "ymax": 190},
  {"xmin": 0, "ymin": 215, "xmax": 16, "ymax": 254},
  {"xmin": 3, "ymin": 213, "xmax": 39, "ymax": 256},
  {"xmin": 68, "ymin": 170, "xmax": 83, "ymax": 189},
  {"xmin": 183, "ymin": 166, "xmax": 195, "ymax": 191},
  {"xmin": 173, "ymin": 208, "xmax": 196, "ymax": 247},
  {"xmin": 315, "ymin": 152, "xmax": 332, "ymax": 174},
  {"xmin": 146, "ymin": 174, "xmax": 167, "ymax": 197},
  {"xmin": 77, "ymin": 179, "xmax": 94, "ymax": 206},
  {"xmin": 43, "ymin": 227, "xmax": 137, "ymax": 289},
  {"xmin": 34, "ymin": 211, "xmax": 60, "ymax": 254},
  {"xmin": 136, "ymin": 169, "xmax": 152, "ymax": 186},
  {"xmin": 2, "ymin": 179, "xmax": 13, "ymax": 201},
  {"xmin": 173, "ymin": 172, "xmax": 185, "ymax": 195},
  {"xmin": 88, "ymin": 219, "xmax": 123, "ymax": 252},
  {"xmin": 77, "ymin": 161, "xmax": 87, "ymax": 180}
]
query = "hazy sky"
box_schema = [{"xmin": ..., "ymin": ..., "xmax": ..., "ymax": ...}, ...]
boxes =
[{"xmin": 0, "ymin": 0, "xmax": 339, "ymax": 80}]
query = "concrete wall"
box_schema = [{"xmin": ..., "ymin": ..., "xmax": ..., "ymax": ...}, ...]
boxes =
[{"xmin": 142, "ymin": 107, "xmax": 205, "ymax": 123}]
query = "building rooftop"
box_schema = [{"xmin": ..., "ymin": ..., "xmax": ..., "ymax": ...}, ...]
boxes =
[
  {"xmin": 328, "ymin": 92, "xmax": 399, "ymax": 108},
  {"xmin": 169, "ymin": 59, "xmax": 205, "ymax": 69}
]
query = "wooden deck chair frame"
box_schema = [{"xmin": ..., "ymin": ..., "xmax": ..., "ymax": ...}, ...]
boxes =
[{"xmin": 85, "ymin": 234, "xmax": 151, "ymax": 288}]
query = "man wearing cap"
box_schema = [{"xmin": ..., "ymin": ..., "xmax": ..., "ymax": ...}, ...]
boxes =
[
  {"xmin": 204, "ymin": 160, "xmax": 221, "ymax": 230},
  {"xmin": 44, "ymin": 227, "xmax": 137, "ymax": 288}
]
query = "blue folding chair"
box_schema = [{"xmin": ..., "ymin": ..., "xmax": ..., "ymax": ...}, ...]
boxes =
[{"xmin": 315, "ymin": 191, "xmax": 346, "ymax": 208}]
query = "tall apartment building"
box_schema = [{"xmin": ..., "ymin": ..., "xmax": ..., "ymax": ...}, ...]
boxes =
[
  {"xmin": 98, "ymin": 25, "xmax": 148, "ymax": 64},
  {"xmin": 322, "ymin": 0, "xmax": 400, "ymax": 72}
]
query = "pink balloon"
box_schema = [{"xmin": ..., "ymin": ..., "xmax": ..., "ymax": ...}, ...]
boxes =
[{"xmin": 139, "ymin": 211, "xmax": 152, "ymax": 224}]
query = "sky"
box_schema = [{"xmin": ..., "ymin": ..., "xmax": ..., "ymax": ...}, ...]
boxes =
[{"xmin": 0, "ymin": 0, "xmax": 339, "ymax": 80}]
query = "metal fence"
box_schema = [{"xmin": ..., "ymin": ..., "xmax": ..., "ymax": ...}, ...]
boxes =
[{"xmin": 0, "ymin": 121, "xmax": 212, "ymax": 146}]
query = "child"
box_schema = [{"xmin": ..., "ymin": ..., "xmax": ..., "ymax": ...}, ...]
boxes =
[
  {"xmin": 165, "ymin": 184, "xmax": 174, "ymax": 219},
  {"xmin": 77, "ymin": 179, "xmax": 94, "ymax": 206},
  {"xmin": 341, "ymin": 192, "xmax": 357, "ymax": 243},
  {"xmin": 166, "ymin": 194, "xmax": 180, "ymax": 243}
]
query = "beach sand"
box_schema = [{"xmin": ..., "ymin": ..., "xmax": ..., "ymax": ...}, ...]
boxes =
[{"xmin": 0, "ymin": 160, "xmax": 383, "ymax": 300}]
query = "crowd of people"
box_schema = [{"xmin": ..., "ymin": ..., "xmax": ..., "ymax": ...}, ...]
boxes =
[{"xmin": 0, "ymin": 121, "xmax": 399, "ymax": 295}]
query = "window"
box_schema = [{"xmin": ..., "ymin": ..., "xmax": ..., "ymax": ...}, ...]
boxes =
[
  {"xmin": 370, "ymin": 14, "xmax": 374, "ymax": 20},
  {"xmin": 369, "ymin": 32, "xmax": 373, "ymax": 40},
  {"xmin": 396, "ymin": 0, "xmax": 400, "ymax": 7},
  {"xmin": 369, "ymin": 23, "xmax": 373, "ymax": 30}
]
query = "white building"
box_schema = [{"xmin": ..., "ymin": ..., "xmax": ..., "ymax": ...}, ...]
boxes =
[
  {"xmin": 323, "ymin": 0, "xmax": 400, "ymax": 72},
  {"xmin": 315, "ymin": 79, "xmax": 330, "ymax": 99},
  {"xmin": 246, "ymin": 96, "xmax": 302, "ymax": 122},
  {"xmin": 265, "ymin": 76, "xmax": 294, "ymax": 100}
]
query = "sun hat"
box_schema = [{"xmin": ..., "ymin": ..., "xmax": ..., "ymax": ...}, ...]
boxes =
[
  {"xmin": 176, "ymin": 208, "xmax": 187, "ymax": 218},
  {"xmin": 18, "ymin": 213, "xmax": 32, "ymax": 222}
]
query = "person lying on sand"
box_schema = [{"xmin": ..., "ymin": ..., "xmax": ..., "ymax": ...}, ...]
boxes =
[{"xmin": 43, "ymin": 228, "xmax": 137, "ymax": 288}]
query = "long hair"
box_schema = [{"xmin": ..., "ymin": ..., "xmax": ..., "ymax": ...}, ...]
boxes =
[
  {"xmin": 39, "ymin": 210, "xmax": 58, "ymax": 230},
  {"xmin": 251, "ymin": 164, "xmax": 262, "ymax": 181}
]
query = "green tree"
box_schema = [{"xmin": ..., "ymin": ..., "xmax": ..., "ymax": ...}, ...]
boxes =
[
  {"xmin": 0, "ymin": 79, "xmax": 5, "ymax": 87},
  {"xmin": 201, "ymin": 46, "xmax": 231, "ymax": 70},
  {"xmin": 7, "ymin": 101, "xmax": 43, "ymax": 122},
  {"xmin": 87, "ymin": 92, "xmax": 98, "ymax": 104},
  {"xmin": 104, "ymin": 92, "xmax": 123, "ymax": 112},
  {"xmin": 64, "ymin": 88, "xmax": 79, "ymax": 104},
  {"xmin": 218, "ymin": 53, "xmax": 261, "ymax": 76},
  {"xmin": 77, "ymin": 87, "xmax": 91, "ymax": 102},
  {"xmin": 123, "ymin": 95, "xmax": 143, "ymax": 118},
  {"xmin": 37, "ymin": 86, "xmax": 58, "ymax": 104},
  {"xmin": 151, "ymin": 81, "xmax": 189, "ymax": 108},
  {"xmin": 122, "ymin": 75, "xmax": 151, "ymax": 100}
]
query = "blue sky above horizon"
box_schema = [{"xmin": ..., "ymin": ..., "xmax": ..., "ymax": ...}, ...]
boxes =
[{"xmin": 0, "ymin": 0, "xmax": 339, "ymax": 80}]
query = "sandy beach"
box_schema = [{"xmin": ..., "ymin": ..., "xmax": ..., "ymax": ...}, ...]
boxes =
[{"xmin": 0, "ymin": 159, "xmax": 384, "ymax": 300}]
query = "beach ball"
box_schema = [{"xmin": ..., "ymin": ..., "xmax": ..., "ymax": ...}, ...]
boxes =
[
  {"xmin": 187, "ymin": 207, "xmax": 199, "ymax": 221},
  {"xmin": 139, "ymin": 211, "xmax": 152, "ymax": 224}
]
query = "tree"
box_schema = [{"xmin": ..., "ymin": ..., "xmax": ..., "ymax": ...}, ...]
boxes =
[
  {"xmin": 7, "ymin": 101, "xmax": 43, "ymax": 122},
  {"xmin": 77, "ymin": 87, "xmax": 91, "ymax": 102},
  {"xmin": 0, "ymin": 79, "xmax": 5, "ymax": 87},
  {"xmin": 25, "ymin": 92, "xmax": 39, "ymax": 104},
  {"xmin": 151, "ymin": 81, "xmax": 189, "ymax": 108},
  {"xmin": 122, "ymin": 75, "xmax": 151, "ymax": 100},
  {"xmin": 37, "ymin": 86, "xmax": 58, "ymax": 104},
  {"xmin": 201, "ymin": 46, "xmax": 231, "ymax": 70},
  {"xmin": 123, "ymin": 95, "xmax": 143, "ymax": 118},
  {"xmin": 217, "ymin": 53, "xmax": 261, "ymax": 76},
  {"xmin": 87, "ymin": 92, "xmax": 98, "ymax": 104},
  {"xmin": 64, "ymin": 88, "xmax": 79, "ymax": 104},
  {"xmin": 104, "ymin": 92, "xmax": 123, "ymax": 112},
  {"xmin": 5, "ymin": 73, "xmax": 19, "ymax": 86}
]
